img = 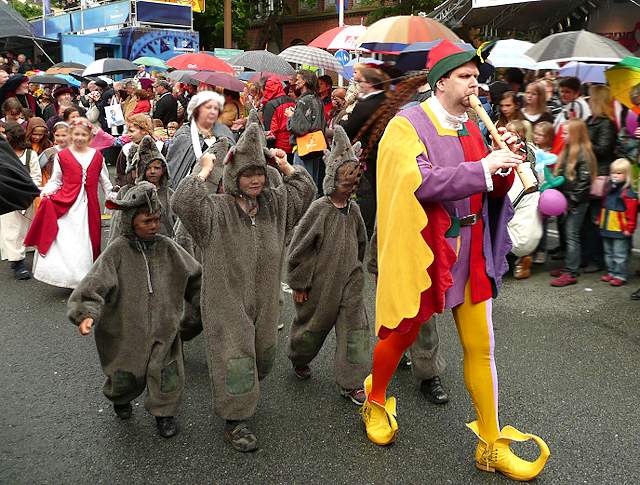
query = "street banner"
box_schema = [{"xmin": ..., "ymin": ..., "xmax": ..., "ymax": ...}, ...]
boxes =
[{"xmin": 472, "ymin": 0, "xmax": 540, "ymax": 7}]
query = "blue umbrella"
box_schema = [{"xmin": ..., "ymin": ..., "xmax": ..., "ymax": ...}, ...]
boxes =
[
  {"xmin": 342, "ymin": 57, "xmax": 383, "ymax": 81},
  {"xmin": 559, "ymin": 61, "xmax": 610, "ymax": 84},
  {"xmin": 396, "ymin": 40, "xmax": 474, "ymax": 73},
  {"xmin": 57, "ymin": 74, "xmax": 81, "ymax": 87}
]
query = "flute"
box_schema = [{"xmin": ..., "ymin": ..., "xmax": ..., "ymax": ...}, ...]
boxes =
[{"xmin": 468, "ymin": 94, "xmax": 539, "ymax": 194}]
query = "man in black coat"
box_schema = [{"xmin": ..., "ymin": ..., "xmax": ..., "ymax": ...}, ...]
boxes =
[{"xmin": 152, "ymin": 80, "xmax": 178, "ymax": 127}]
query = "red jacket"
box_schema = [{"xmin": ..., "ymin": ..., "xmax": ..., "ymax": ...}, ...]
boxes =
[{"xmin": 262, "ymin": 77, "xmax": 295, "ymax": 153}]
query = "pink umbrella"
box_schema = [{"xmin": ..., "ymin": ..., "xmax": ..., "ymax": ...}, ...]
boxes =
[
  {"xmin": 309, "ymin": 25, "xmax": 368, "ymax": 51},
  {"xmin": 191, "ymin": 71, "xmax": 245, "ymax": 92},
  {"xmin": 166, "ymin": 52, "xmax": 234, "ymax": 73}
]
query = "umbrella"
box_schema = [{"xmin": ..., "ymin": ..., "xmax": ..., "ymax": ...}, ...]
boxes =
[
  {"xmin": 28, "ymin": 74, "xmax": 70, "ymax": 85},
  {"xmin": 167, "ymin": 70, "xmax": 198, "ymax": 84},
  {"xmin": 395, "ymin": 40, "xmax": 473, "ymax": 73},
  {"xmin": 83, "ymin": 58, "xmax": 138, "ymax": 76},
  {"xmin": 46, "ymin": 62, "xmax": 86, "ymax": 75},
  {"xmin": 57, "ymin": 74, "xmax": 81, "ymax": 88},
  {"xmin": 166, "ymin": 52, "xmax": 234, "ymax": 73},
  {"xmin": 356, "ymin": 15, "xmax": 459, "ymax": 52},
  {"xmin": 133, "ymin": 56, "xmax": 168, "ymax": 69},
  {"xmin": 190, "ymin": 72, "xmax": 245, "ymax": 92},
  {"xmin": 485, "ymin": 39, "xmax": 558, "ymax": 70},
  {"xmin": 525, "ymin": 30, "xmax": 633, "ymax": 64},
  {"xmin": 229, "ymin": 50, "xmax": 295, "ymax": 76},
  {"xmin": 342, "ymin": 57, "xmax": 382, "ymax": 81},
  {"xmin": 279, "ymin": 45, "xmax": 343, "ymax": 73},
  {"xmin": 309, "ymin": 25, "xmax": 368, "ymax": 51},
  {"xmin": 559, "ymin": 61, "xmax": 611, "ymax": 84},
  {"xmin": 605, "ymin": 57, "xmax": 640, "ymax": 114}
]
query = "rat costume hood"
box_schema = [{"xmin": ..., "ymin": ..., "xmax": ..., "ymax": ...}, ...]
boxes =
[
  {"xmin": 106, "ymin": 181, "xmax": 161, "ymax": 238},
  {"xmin": 322, "ymin": 125, "xmax": 361, "ymax": 196},
  {"xmin": 222, "ymin": 122, "xmax": 272, "ymax": 196}
]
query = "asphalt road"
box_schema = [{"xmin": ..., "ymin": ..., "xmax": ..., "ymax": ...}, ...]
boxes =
[{"xmin": 2, "ymin": 238, "xmax": 639, "ymax": 484}]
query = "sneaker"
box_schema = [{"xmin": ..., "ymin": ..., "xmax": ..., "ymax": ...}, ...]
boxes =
[
  {"xmin": 293, "ymin": 365, "xmax": 311, "ymax": 380},
  {"xmin": 340, "ymin": 387, "xmax": 366, "ymax": 405},
  {"xmin": 155, "ymin": 416, "xmax": 178, "ymax": 438},
  {"xmin": 113, "ymin": 402, "xmax": 132, "ymax": 420},
  {"xmin": 610, "ymin": 278, "xmax": 625, "ymax": 287},
  {"xmin": 532, "ymin": 252, "xmax": 546, "ymax": 265},
  {"xmin": 550, "ymin": 273, "xmax": 577, "ymax": 287},
  {"xmin": 10, "ymin": 260, "xmax": 31, "ymax": 280},
  {"xmin": 224, "ymin": 421, "xmax": 258, "ymax": 452},
  {"xmin": 600, "ymin": 274, "xmax": 613, "ymax": 282}
]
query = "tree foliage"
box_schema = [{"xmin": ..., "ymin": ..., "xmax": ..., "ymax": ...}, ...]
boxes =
[
  {"xmin": 360, "ymin": 0, "xmax": 445, "ymax": 24},
  {"xmin": 10, "ymin": 0, "xmax": 43, "ymax": 20},
  {"xmin": 194, "ymin": 0, "xmax": 252, "ymax": 50}
]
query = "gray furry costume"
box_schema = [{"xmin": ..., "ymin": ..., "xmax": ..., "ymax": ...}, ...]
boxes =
[
  {"xmin": 68, "ymin": 182, "xmax": 202, "ymax": 416},
  {"xmin": 286, "ymin": 126, "xmax": 371, "ymax": 390},
  {"xmin": 171, "ymin": 122, "xmax": 316, "ymax": 420},
  {"xmin": 108, "ymin": 136, "xmax": 176, "ymax": 244},
  {"xmin": 367, "ymin": 227, "xmax": 445, "ymax": 381}
]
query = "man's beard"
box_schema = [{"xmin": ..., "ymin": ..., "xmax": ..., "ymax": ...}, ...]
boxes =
[{"xmin": 293, "ymin": 86, "xmax": 303, "ymax": 97}]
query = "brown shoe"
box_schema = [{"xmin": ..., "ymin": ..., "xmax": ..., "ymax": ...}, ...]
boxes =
[{"xmin": 514, "ymin": 256, "xmax": 532, "ymax": 280}]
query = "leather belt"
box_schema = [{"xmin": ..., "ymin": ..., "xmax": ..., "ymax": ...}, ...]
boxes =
[{"xmin": 458, "ymin": 212, "xmax": 481, "ymax": 226}]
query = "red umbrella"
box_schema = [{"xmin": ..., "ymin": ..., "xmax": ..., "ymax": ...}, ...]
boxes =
[
  {"xmin": 309, "ymin": 25, "xmax": 368, "ymax": 51},
  {"xmin": 166, "ymin": 52, "xmax": 234, "ymax": 73},
  {"xmin": 191, "ymin": 71, "xmax": 245, "ymax": 92}
]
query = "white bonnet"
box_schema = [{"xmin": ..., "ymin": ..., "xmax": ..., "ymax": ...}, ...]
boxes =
[{"xmin": 186, "ymin": 91, "xmax": 225, "ymax": 120}]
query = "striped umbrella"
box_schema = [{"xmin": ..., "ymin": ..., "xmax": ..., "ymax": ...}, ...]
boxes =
[
  {"xmin": 309, "ymin": 25, "xmax": 368, "ymax": 51},
  {"xmin": 356, "ymin": 15, "xmax": 460, "ymax": 52},
  {"xmin": 279, "ymin": 45, "xmax": 343, "ymax": 74},
  {"xmin": 82, "ymin": 58, "xmax": 138, "ymax": 76}
]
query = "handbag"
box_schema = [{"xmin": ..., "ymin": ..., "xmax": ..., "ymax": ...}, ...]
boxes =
[
  {"xmin": 105, "ymin": 103, "xmax": 125, "ymax": 128},
  {"xmin": 296, "ymin": 130, "xmax": 327, "ymax": 157},
  {"xmin": 589, "ymin": 175, "xmax": 608, "ymax": 198}
]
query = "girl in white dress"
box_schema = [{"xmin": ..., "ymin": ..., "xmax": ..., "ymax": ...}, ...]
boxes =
[{"xmin": 25, "ymin": 118, "xmax": 117, "ymax": 288}]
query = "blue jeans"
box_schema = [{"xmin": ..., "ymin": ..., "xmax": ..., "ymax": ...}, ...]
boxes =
[
  {"xmin": 293, "ymin": 152, "xmax": 324, "ymax": 197},
  {"xmin": 564, "ymin": 202, "xmax": 588, "ymax": 276},
  {"xmin": 602, "ymin": 237, "xmax": 631, "ymax": 280}
]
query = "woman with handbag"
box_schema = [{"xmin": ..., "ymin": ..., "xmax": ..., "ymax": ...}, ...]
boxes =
[
  {"xmin": 583, "ymin": 86, "xmax": 618, "ymax": 273},
  {"xmin": 286, "ymin": 70, "xmax": 327, "ymax": 196}
]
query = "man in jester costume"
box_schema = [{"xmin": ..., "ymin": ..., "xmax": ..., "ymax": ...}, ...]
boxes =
[{"xmin": 361, "ymin": 40, "xmax": 550, "ymax": 481}]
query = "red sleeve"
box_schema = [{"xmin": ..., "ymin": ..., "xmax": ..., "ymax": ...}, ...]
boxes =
[
  {"xmin": 489, "ymin": 170, "xmax": 515, "ymax": 198},
  {"xmin": 624, "ymin": 191, "xmax": 639, "ymax": 234}
]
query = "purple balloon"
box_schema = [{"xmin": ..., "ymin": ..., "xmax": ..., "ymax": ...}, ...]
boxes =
[{"xmin": 538, "ymin": 189, "xmax": 567, "ymax": 217}]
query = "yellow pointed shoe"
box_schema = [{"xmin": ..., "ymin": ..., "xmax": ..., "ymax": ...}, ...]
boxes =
[
  {"xmin": 361, "ymin": 375, "xmax": 398, "ymax": 445},
  {"xmin": 467, "ymin": 421, "xmax": 550, "ymax": 482}
]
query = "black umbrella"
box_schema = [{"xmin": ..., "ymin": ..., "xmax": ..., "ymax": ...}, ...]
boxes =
[
  {"xmin": 0, "ymin": 138, "xmax": 40, "ymax": 216},
  {"xmin": 230, "ymin": 50, "xmax": 295, "ymax": 76},
  {"xmin": 167, "ymin": 69, "xmax": 198, "ymax": 84},
  {"xmin": 82, "ymin": 58, "xmax": 138, "ymax": 76},
  {"xmin": 29, "ymin": 74, "xmax": 70, "ymax": 85}
]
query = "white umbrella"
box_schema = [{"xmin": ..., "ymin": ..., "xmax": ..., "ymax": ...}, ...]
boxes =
[
  {"xmin": 525, "ymin": 30, "xmax": 633, "ymax": 64},
  {"xmin": 82, "ymin": 58, "xmax": 138, "ymax": 76},
  {"xmin": 558, "ymin": 61, "xmax": 611, "ymax": 84},
  {"xmin": 487, "ymin": 39, "xmax": 558, "ymax": 70},
  {"xmin": 278, "ymin": 45, "xmax": 343, "ymax": 74}
]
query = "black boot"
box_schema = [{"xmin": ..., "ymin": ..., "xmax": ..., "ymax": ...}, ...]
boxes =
[
  {"xmin": 155, "ymin": 416, "xmax": 178, "ymax": 438},
  {"xmin": 420, "ymin": 376, "xmax": 449, "ymax": 404},
  {"xmin": 10, "ymin": 260, "xmax": 31, "ymax": 280},
  {"xmin": 113, "ymin": 402, "xmax": 132, "ymax": 419},
  {"xmin": 631, "ymin": 288, "xmax": 640, "ymax": 301}
]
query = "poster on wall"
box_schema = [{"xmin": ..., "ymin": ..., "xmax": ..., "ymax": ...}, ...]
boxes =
[
  {"xmin": 120, "ymin": 28, "xmax": 199, "ymax": 60},
  {"xmin": 472, "ymin": 0, "xmax": 540, "ymax": 7}
]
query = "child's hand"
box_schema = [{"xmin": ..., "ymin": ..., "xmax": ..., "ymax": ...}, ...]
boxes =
[
  {"xmin": 79, "ymin": 317, "xmax": 94, "ymax": 336},
  {"xmin": 623, "ymin": 230, "xmax": 632, "ymax": 237},
  {"xmin": 271, "ymin": 148, "xmax": 295, "ymax": 176},
  {"xmin": 197, "ymin": 152, "xmax": 215, "ymax": 180},
  {"xmin": 293, "ymin": 290, "xmax": 308, "ymax": 304}
]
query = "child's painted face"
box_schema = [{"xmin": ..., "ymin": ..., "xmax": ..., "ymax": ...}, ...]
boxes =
[
  {"xmin": 53, "ymin": 127, "xmax": 69, "ymax": 147},
  {"xmin": 238, "ymin": 166, "xmax": 266, "ymax": 198},
  {"xmin": 145, "ymin": 159, "xmax": 165, "ymax": 186},
  {"xmin": 333, "ymin": 162, "xmax": 359, "ymax": 201},
  {"xmin": 71, "ymin": 126, "xmax": 91, "ymax": 148},
  {"xmin": 610, "ymin": 170, "xmax": 626, "ymax": 184},
  {"xmin": 132, "ymin": 210, "xmax": 161, "ymax": 240},
  {"xmin": 30, "ymin": 127, "xmax": 46, "ymax": 144}
]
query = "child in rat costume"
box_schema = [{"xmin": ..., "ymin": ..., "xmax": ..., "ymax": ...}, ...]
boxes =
[
  {"xmin": 171, "ymin": 122, "xmax": 316, "ymax": 452},
  {"xmin": 68, "ymin": 182, "xmax": 202, "ymax": 438},
  {"xmin": 108, "ymin": 135, "xmax": 176, "ymax": 244},
  {"xmin": 286, "ymin": 125, "xmax": 370, "ymax": 404}
]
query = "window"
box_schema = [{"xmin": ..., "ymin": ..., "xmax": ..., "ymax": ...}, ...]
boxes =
[{"xmin": 299, "ymin": 0, "xmax": 320, "ymax": 12}]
